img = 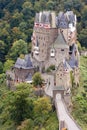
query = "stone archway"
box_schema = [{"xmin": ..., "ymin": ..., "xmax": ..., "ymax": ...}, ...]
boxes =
[{"xmin": 56, "ymin": 93, "xmax": 62, "ymax": 100}]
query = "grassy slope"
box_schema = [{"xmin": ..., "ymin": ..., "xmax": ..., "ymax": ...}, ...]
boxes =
[{"xmin": 72, "ymin": 56, "xmax": 87, "ymax": 130}]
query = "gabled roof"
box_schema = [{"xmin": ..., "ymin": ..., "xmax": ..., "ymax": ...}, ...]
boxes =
[
  {"xmin": 53, "ymin": 32, "xmax": 69, "ymax": 48},
  {"xmin": 14, "ymin": 54, "xmax": 34, "ymax": 69},
  {"xmin": 68, "ymin": 57, "xmax": 78, "ymax": 68},
  {"xmin": 65, "ymin": 11, "xmax": 75, "ymax": 23},
  {"xmin": 56, "ymin": 60, "xmax": 72, "ymax": 72},
  {"xmin": 63, "ymin": 60, "xmax": 72, "ymax": 71},
  {"xmin": 56, "ymin": 11, "xmax": 76, "ymax": 28}
]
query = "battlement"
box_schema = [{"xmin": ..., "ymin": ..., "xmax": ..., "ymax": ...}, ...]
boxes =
[{"xmin": 34, "ymin": 11, "xmax": 56, "ymax": 28}]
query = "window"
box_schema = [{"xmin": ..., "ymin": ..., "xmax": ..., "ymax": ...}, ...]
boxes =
[
  {"xmin": 50, "ymin": 49, "xmax": 55, "ymax": 57},
  {"xmin": 61, "ymin": 49, "xmax": 64, "ymax": 51}
]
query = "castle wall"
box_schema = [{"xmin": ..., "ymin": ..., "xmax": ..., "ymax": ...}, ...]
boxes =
[
  {"xmin": 58, "ymin": 29, "xmax": 77, "ymax": 46},
  {"xmin": 14, "ymin": 68, "xmax": 34, "ymax": 82},
  {"xmin": 55, "ymin": 63, "xmax": 71, "ymax": 90},
  {"xmin": 45, "ymin": 48, "xmax": 69, "ymax": 69},
  {"xmin": 73, "ymin": 67, "xmax": 79, "ymax": 85}
]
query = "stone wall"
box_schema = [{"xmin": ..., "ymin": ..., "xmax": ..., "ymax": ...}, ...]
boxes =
[
  {"xmin": 58, "ymin": 28, "xmax": 77, "ymax": 46},
  {"xmin": 55, "ymin": 63, "xmax": 71, "ymax": 90},
  {"xmin": 73, "ymin": 67, "xmax": 79, "ymax": 86},
  {"xmin": 45, "ymin": 48, "xmax": 69, "ymax": 69},
  {"xmin": 32, "ymin": 27, "xmax": 58, "ymax": 62},
  {"xmin": 14, "ymin": 68, "xmax": 34, "ymax": 82}
]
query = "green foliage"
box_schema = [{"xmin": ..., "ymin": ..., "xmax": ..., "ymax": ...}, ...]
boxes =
[
  {"xmin": 9, "ymin": 83, "xmax": 34, "ymax": 124},
  {"xmin": 0, "ymin": 62, "xmax": 3, "ymax": 74},
  {"xmin": 33, "ymin": 72, "xmax": 44, "ymax": 87},
  {"xmin": 0, "ymin": 0, "xmax": 87, "ymax": 66},
  {"xmin": 0, "ymin": 79, "xmax": 58, "ymax": 129},
  {"xmin": 46, "ymin": 65, "xmax": 55, "ymax": 72},
  {"xmin": 77, "ymin": 41, "xmax": 82, "ymax": 51},
  {"xmin": 72, "ymin": 56, "xmax": 87, "ymax": 130},
  {"xmin": 0, "ymin": 40, "xmax": 5, "ymax": 62},
  {"xmin": 0, "ymin": 73, "xmax": 6, "ymax": 84},
  {"xmin": 34, "ymin": 97, "xmax": 52, "ymax": 117},
  {"xmin": 8, "ymin": 39, "xmax": 27, "ymax": 61},
  {"xmin": 3, "ymin": 60, "xmax": 14, "ymax": 72},
  {"xmin": 17, "ymin": 119, "xmax": 34, "ymax": 130},
  {"xmin": 78, "ymin": 28, "xmax": 87, "ymax": 47}
]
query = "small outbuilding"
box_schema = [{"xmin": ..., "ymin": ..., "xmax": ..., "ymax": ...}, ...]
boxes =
[{"xmin": 14, "ymin": 54, "xmax": 35, "ymax": 83}]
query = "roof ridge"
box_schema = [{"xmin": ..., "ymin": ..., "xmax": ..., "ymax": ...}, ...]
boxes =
[{"xmin": 60, "ymin": 30, "xmax": 67, "ymax": 43}]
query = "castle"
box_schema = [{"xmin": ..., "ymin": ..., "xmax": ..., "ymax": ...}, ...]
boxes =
[
  {"xmin": 6, "ymin": 10, "xmax": 81, "ymax": 129},
  {"xmin": 6, "ymin": 10, "xmax": 79, "ymax": 93},
  {"xmin": 31, "ymin": 10, "xmax": 79, "ymax": 92}
]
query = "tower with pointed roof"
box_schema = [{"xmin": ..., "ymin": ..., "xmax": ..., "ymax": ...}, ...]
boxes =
[
  {"xmin": 46, "ymin": 31, "xmax": 69, "ymax": 68},
  {"xmin": 31, "ymin": 11, "xmax": 58, "ymax": 63}
]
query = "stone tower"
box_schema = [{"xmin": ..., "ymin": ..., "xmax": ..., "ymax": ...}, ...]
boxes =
[
  {"xmin": 56, "ymin": 11, "xmax": 77, "ymax": 46},
  {"xmin": 31, "ymin": 11, "xmax": 79, "ymax": 73},
  {"xmin": 31, "ymin": 11, "xmax": 58, "ymax": 62}
]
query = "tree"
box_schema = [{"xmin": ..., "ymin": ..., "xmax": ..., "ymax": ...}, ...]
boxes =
[
  {"xmin": 17, "ymin": 119, "xmax": 34, "ymax": 130},
  {"xmin": 46, "ymin": 1, "xmax": 55, "ymax": 10},
  {"xmin": 0, "ymin": 40, "xmax": 6, "ymax": 62},
  {"xmin": 32, "ymin": 72, "xmax": 44, "ymax": 87},
  {"xmin": 78, "ymin": 28, "xmax": 87, "ymax": 47},
  {"xmin": 82, "ymin": 6, "xmax": 87, "ymax": 27},
  {"xmin": 0, "ymin": 62, "xmax": 3, "ymax": 74},
  {"xmin": 9, "ymin": 83, "xmax": 34, "ymax": 124},
  {"xmin": 34, "ymin": 97, "xmax": 52, "ymax": 117},
  {"xmin": 3, "ymin": 59, "xmax": 14, "ymax": 72},
  {"xmin": 33, "ymin": 97, "xmax": 52, "ymax": 127},
  {"xmin": 8, "ymin": 39, "xmax": 28, "ymax": 61}
]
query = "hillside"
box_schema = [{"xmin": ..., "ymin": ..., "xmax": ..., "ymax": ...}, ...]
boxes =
[
  {"xmin": 0, "ymin": 0, "xmax": 87, "ymax": 129},
  {"xmin": 72, "ymin": 56, "xmax": 87, "ymax": 130},
  {"xmin": 0, "ymin": 0, "xmax": 87, "ymax": 64}
]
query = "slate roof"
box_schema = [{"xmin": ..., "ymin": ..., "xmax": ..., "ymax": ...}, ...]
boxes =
[
  {"xmin": 68, "ymin": 57, "xmax": 78, "ymax": 68},
  {"xmin": 53, "ymin": 32, "xmax": 69, "ymax": 48},
  {"xmin": 66, "ymin": 11, "xmax": 75, "ymax": 23},
  {"xmin": 68, "ymin": 44, "xmax": 79, "ymax": 68},
  {"xmin": 63, "ymin": 60, "xmax": 72, "ymax": 71},
  {"xmin": 56, "ymin": 11, "xmax": 76, "ymax": 28},
  {"xmin": 14, "ymin": 55, "xmax": 34, "ymax": 69}
]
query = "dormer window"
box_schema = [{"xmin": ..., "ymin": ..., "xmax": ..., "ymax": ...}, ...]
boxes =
[{"xmin": 50, "ymin": 49, "xmax": 55, "ymax": 57}]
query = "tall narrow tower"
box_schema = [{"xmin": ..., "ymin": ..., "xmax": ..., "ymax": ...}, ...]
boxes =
[{"xmin": 31, "ymin": 11, "xmax": 58, "ymax": 62}]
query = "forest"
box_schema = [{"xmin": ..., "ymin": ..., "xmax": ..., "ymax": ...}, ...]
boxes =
[
  {"xmin": 0, "ymin": 0, "xmax": 87, "ymax": 66},
  {"xmin": 0, "ymin": 0, "xmax": 87, "ymax": 129}
]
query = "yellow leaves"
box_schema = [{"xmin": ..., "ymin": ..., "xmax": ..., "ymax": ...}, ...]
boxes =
[
  {"xmin": 34, "ymin": 97, "xmax": 52, "ymax": 116},
  {"xmin": 12, "ymin": 27, "xmax": 20, "ymax": 34}
]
